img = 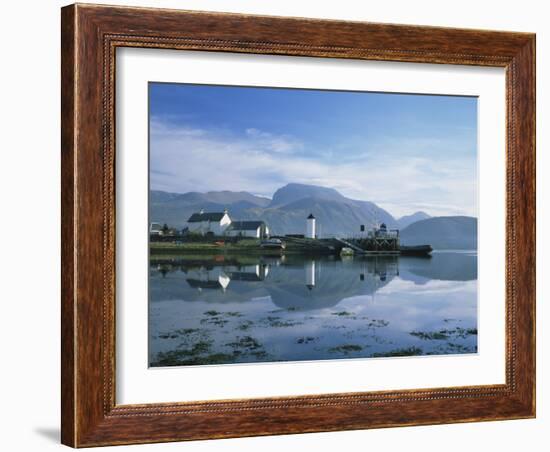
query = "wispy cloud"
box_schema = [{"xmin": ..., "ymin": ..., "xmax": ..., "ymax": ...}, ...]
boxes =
[
  {"xmin": 244, "ymin": 128, "xmax": 303, "ymax": 154},
  {"xmin": 150, "ymin": 118, "xmax": 477, "ymax": 218}
]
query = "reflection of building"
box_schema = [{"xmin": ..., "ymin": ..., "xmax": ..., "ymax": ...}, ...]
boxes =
[
  {"xmin": 187, "ymin": 209, "xmax": 232, "ymax": 235},
  {"xmin": 185, "ymin": 267, "xmax": 230, "ymax": 292},
  {"xmin": 185, "ymin": 264, "xmax": 269, "ymax": 292},
  {"xmin": 359, "ymin": 257, "xmax": 399, "ymax": 283},
  {"xmin": 226, "ymin": 264, "xmax": 269, "ymax": 281},
  {"xmin": 266, "ymin": 257, "xmax": 400, "ymax": 311},
  {"xmin": 225, "ymin": 221, "xmax": 269, "ymax": 239}
]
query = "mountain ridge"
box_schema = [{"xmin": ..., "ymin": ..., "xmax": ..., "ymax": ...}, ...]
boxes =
[
  {"xmin": 150, "ymin": 183, "xmax": 397, "ymax": 236},
  {"xmin": 150, "ymin": 184, "xmax": 476, "ymax": 247}
]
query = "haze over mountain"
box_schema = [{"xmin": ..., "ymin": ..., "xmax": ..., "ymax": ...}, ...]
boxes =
[
  {"xmin": 150, "ymin": 183, "xmax": 477, "ymax": 248},
  {"xmin": 397, "ymin": 211, "xmax": 431, "ymax": 229},
  {"xmin": 150, "ymin": 190, "xmax": 270, "ymax": 207},
  {"xmin": 400, "ymin": 216, "xmax": 477, "ymax": 250}
]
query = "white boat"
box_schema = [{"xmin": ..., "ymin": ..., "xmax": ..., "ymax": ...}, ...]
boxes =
[
  {"xmin": 340, "ymin": 247, "xmax": 354, "ymax": 256},
  {"xmin": 260, "ymin": 238, "xmax": 286, "ymax": 250}
]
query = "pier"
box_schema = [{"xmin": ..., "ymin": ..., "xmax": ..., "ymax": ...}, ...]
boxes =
[
  {"xmin": 335, "ymin": 238, "xmax": 400, "ymax": 255},
  {"xmin": 334, "ymin": 222, "xmax": 402, "ymax": 255}
]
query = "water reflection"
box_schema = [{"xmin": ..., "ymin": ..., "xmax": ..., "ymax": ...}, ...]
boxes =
[
  {"xmin": 151, "ymin": 253, "xmax": 475, "ymax": 307},
  {"xmin": 149, "ymin": 252, "xmax": 478, "ymax": 366}
]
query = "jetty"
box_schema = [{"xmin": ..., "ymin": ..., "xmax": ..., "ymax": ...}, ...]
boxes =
[
  {"xmin": 333, "ymin": 222, "xmax": 431, "ymax": 256},
  {"xmin": 335, "ymin": 238, "xmax": 374, "ymax": 254}
]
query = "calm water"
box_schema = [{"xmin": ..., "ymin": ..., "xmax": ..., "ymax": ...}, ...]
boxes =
[{"xmin": 149, "ymin": 251, "xmax": 477, "ymax": 367}]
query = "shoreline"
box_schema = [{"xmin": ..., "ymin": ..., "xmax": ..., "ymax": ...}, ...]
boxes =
[{"xmin": 149, "ymin": 240, "xmax": 433, "ymax": 259}]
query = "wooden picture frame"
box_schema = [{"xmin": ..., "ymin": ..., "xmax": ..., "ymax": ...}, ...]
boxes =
[{"xmin": 61, "ymin": 3, "xmax": 535, "ymax": 447}]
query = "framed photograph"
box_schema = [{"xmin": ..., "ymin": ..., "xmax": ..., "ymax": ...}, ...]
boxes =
[{"xmin": 61, "ymin": 3, "xmax": 535, "ymax": 447}]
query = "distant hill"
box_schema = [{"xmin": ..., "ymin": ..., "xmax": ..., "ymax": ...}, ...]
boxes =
[
  {"xmin": 151, "ymin": 190, "xmax": 270, "ymax": 207},
  {"xmin": 400, "ymin": 216, "xmax": 477, "ymax": 250},
  {"xmin": 269, "ymin": 183, "xmax": 347, "ymax": 207},
  {"xmin": 150, "ymin": 183, "xmax": 396, "ymax": 237},
  {"xmin": 397, "ymin": 211, "xmax": 431, "ymax": 229}
]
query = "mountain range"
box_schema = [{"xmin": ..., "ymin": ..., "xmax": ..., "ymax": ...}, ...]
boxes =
[
  {"xmin": 400, "ymin": 216, "xmax": 477, "ymax": 250},
  {"xmin": 150, "ymin": 183, "xmax": 476, "ymax": 249}
]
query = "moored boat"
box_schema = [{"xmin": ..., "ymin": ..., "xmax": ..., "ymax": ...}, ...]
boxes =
[
  {"xmin": 340, "ymin": 247, "xmax": 354, "ymax": 257},
  {"xmin": 399, "ymin": 244, "xmax": 433, "ymax": 256}
]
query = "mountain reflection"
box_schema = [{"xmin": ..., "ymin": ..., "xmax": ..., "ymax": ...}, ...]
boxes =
[{"xmin": 150, "ymin": 252, "xmax": 477, "ymax": 310}]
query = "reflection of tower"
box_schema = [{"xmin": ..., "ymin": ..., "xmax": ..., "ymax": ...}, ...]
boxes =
[
  {"xmin": 307, "ymin": 213, "xmax": 316, "ymax": 239},
  {"xmin": 218, "ymin": 273, "xmax": 230, "ymax": 292},
  {"xmin": 306, "ymin": 260, "xmax": 316, "ymax": 290},
  {"xmin": 257, "ymin": 264, "xmax": 269, "ymax": 280}
]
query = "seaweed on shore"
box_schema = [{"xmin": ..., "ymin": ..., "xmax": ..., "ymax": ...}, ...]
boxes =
[
  {"xmin": 151, "ymin": 339, "xmax": 215, "ymax": 366},
  {"xmin": 371, "ymin": 346, "xmax": 423, "ymax": 357},
  {"xmin": 296, "ymin": 336, "xmax": 317, "ymax": 344},
  {"xmin": 260, "ymin": 316, "xmax": 304, "ymax": 328},
  {"xmin": 328, "ymin": 344, "xmax": 363, "ymax": 354},
  {"xmin": 151, "ymin": 352, "xmax": 235, "ymax": 367},
  {"xmin": 410, "ymin": 331, "xmax": 450, "ymax": 340},
  {"xmin": 365, "ymin": 319, "xmax": 390, "ymax": 329},
  {"xmin": 236, "ymin": 320, "xmax": 254, "ymax": 331},
  {"xmin": 226, "ymin": 335, "xmax": 262, "ymax": 350},
  {"xmin": 332, "ymin": 311, "xmax": 354, "ymax": 317},
  {"xmin": 410, "ymin": 327, "xmax": 477, "ymax": 341}
]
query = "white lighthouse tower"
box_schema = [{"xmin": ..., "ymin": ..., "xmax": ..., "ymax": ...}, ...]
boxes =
[{"xmin": 306, "ymin": 213, "xmax": 316, "ymax": 239}]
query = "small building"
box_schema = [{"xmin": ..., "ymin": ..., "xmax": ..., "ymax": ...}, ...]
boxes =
[
  {"xmin": 186, "ymin": 209, "xmax": 231, "ymax": 236},
  {"xmin": 369, "ymin": 222, "xmax": 398, "ymax": 239},
  {"xmin": 306, "ymin": 213, "xmax": 316, "ymax": 239},
  {"xmin": 150, "ymin": 222, "xmax": 163, "ymax": 236},
  {"xmin": 225, "ymin": 220, "xmax": 269, "ymax": 239}
]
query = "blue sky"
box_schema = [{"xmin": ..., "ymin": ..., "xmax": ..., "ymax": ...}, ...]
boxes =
[{"xmin": 149, "ymin": 82, "xmax": 477, "ymax": 217}]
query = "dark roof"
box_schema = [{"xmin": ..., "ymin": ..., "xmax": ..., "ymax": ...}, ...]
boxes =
[
  {"xmin": 227, "ymin": 220, "xmax": 265, "ymax": 231},
  {"xmin": 380, "ymin": 223, "xmax": 387, "ymax": 229},
  {"xmin": 186, "ymin": 279, "xmax": 224, "ymax": 289},
  {"xmin": 187, "ymin": 212, "xmax": 226, "ymax": 222},
  {"xmin": 225, "ymin": 271, "xmax": 262, "ymax": 281},
  {"xmin": 307, "ymin": 213, "xmax": 315, "ymax": 219}
]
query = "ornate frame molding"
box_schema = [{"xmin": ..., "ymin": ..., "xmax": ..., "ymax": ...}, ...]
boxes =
[{"xmin": 62, "ymin": 4, "xmax": 535, "ymax": 447}]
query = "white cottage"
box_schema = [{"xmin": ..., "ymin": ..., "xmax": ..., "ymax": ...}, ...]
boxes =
[
  {"xmin": 186, "ymin": 209, "xmax": 231, "ymax": 236},
  {"xmin": 225, "ymin": 220, "xmax": 269, "ymax": 239}
]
